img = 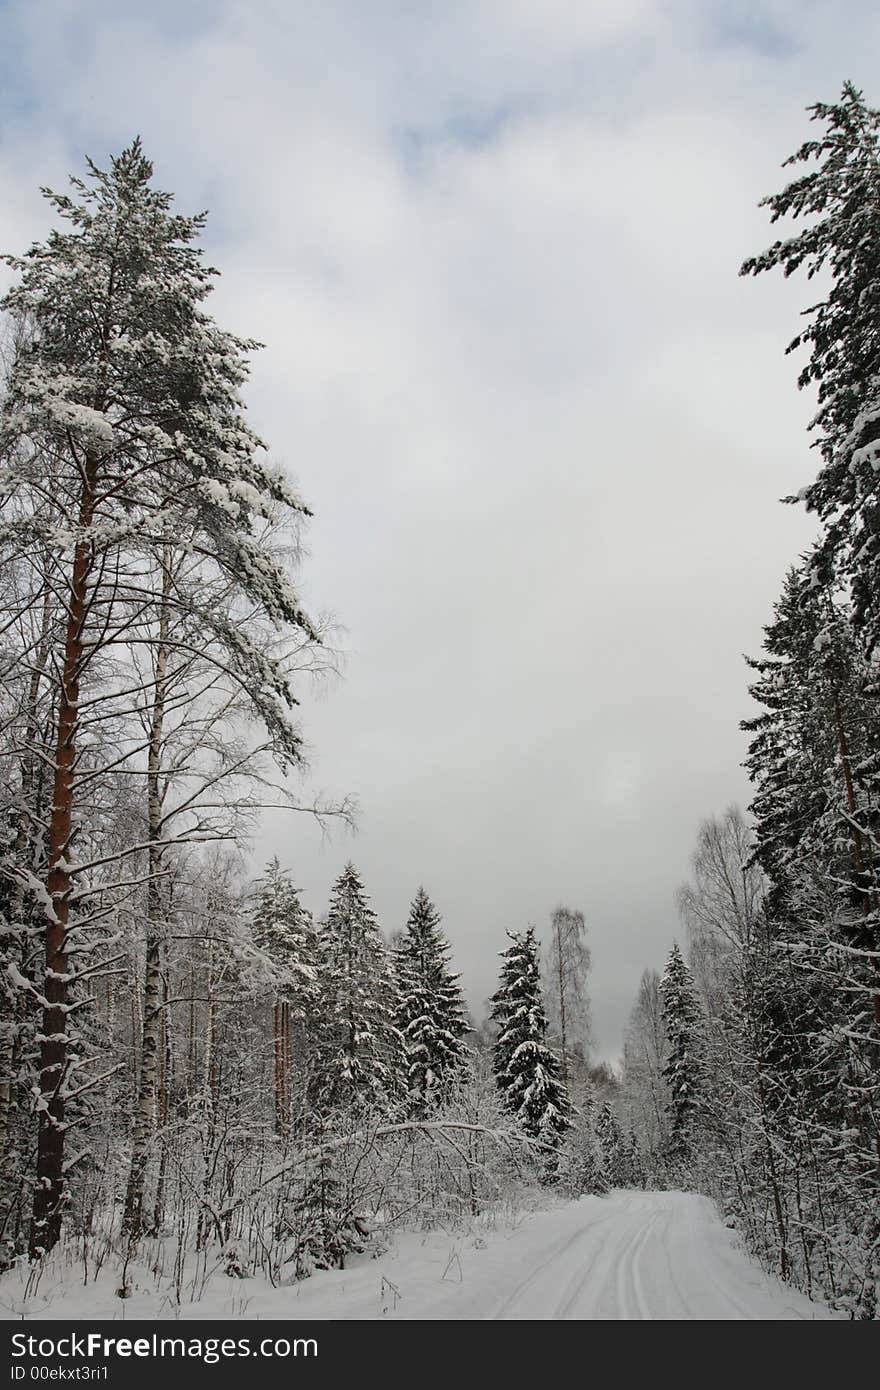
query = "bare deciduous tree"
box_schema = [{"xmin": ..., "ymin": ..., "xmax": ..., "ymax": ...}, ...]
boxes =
[{"xmin": 544, "ymin": 905, "xmax": 592, "ymax": 1086}]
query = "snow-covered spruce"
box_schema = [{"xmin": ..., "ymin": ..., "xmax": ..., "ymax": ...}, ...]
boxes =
[
  {"xmin": 490, "ymin": 927, "xmax": 570, "ymax": 1155},
  {"xmin": 741, "ymin": 83, "xmax": 880, "ymax": 653},
  {"xmin": 738, "ymin": 555, "xmax": 880, "ymax": 1314},
  {"xmin": 311, "ymin": 864, "xmax": 404, "ymax": 1108},
  {"xmin": 659, "ymin": 943, "xmax": 704, "ymax": 1171},
  {"xmin": 393, "ymin": 886, "xmax": 469, "ymax": 1110},
  {"xmin": 557, "ymin": 1080, "xmax": 607, "ymax": 1196},
  {"xmin": 595, "ymin": 1103, "xmax": 631, "ymax": 1189}
]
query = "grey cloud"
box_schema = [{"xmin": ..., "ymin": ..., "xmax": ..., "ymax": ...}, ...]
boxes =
[{"xmin": 2, "ymin": 0, "xmax": 874, "ymax": 1057}]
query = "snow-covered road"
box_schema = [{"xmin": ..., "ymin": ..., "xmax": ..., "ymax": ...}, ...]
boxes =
[
  {"xmin": 1, "ymin": 1190, "xmax": 837, "ymax": 1320},
  {"xmin": 485, "ymin": 1190, "xmax": 824, "ymax": 1320},
  {"xmin": 285, "ymin": 1189, "xmax": 836, "ymax": 1321}
]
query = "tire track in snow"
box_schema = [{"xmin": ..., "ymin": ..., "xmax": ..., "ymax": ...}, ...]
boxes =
[
  {"xmin": 676, "ymin": 1196, "xmax": 770, "ymax": 1320},
  {"xmin": 339, "ymin": 1191, "xmax": 841, "ymax": 1322},
  {"xmin": 651, "ymin": 1195, "xmax": 777, "ymax": 1319},
  {"xmin": 482, "ymin": 1192, "xmax": 834, "ymax": 1321},
  {"xmin": 494, "ymin": 1195, "xmax": 663, "ymax": 1320},
  {"xmin": 617, "ymin": 1207, "xmax": 665, "ymax": 1319},
  {"xmin": 651, "ymin": 1202, "xmax": 697, "ymax": 1317},
  {"xmin": 554, "ymin": 1207, "xmax": 646, "ymax": 1318},
  {"xmin": 490, "ymin": 1205, "xmax": 621, "ymax": 1320}
]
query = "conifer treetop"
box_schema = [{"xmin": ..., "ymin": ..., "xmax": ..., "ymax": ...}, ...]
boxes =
[{"xmin": 1, "ymin": 141, "xmax": 319, "ymax": 770}]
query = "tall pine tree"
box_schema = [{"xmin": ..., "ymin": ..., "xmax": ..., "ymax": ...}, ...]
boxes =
[{"xmin": 0, "ymin": 142, "xmax": 319, "ymax": 1256}]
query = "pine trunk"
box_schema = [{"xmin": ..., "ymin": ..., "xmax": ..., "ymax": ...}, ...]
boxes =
[{"xmin": 30, "ymin": 450, "xmax": 99, "ymax": 1258}]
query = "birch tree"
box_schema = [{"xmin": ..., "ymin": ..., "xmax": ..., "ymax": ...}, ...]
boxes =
[{"xmin": 543, "ymin": 905, "xmax": 591, "ymax": 1085}]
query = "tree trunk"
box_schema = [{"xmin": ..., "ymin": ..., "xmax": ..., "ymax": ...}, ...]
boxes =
[
  {"xmin": 204, "ymin": 935, "xmax": 218, "ymax": 1102},
  {"xmin": 188, "ymin": 963, "xmax": 197, "ymax": 1095},
  {"xmin": 273, "ymin": 1000, "xmax": 290, "ymax": 1137},
  {"xmin": 283, "ymin": 1001, "xmax": 291, "ymax": 1135},
  {"xmin": 0, "ymin": 566, "xmax": 53, "ymax": 1195},
  {"xmin": 832, "ymin": 693, "xmax": 880, "ymax": 1161},
  {"xmin": 30, "ymin": 450, "xmax": 99, "ymax": 1258},
  {"xmin": 150, "ymin": 968, "xmax": 171, "ymax": 1235},
  {"xmin": 833, "ymin": 695, "xmax": 865, "ymax": 875},
  {"xmin": 556, "ymin": 922, "xmax": 568, "ymax": 1089},
  {"xmin": 123, "ymin": 561, "xmax": 172, "ymax": 1240}
]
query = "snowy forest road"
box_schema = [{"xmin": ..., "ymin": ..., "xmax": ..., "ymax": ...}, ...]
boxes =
[
  {"xmin": 285, "ymin": 1190, "xmax": 837, "ymax": 1321},
  {"xmin": 488, "ymin": 1191, "xmax": 809, "ymax": 1320},
  {"xmin": 1, "ymin": 1190, "xmax": 838, "ymax": 1320}
]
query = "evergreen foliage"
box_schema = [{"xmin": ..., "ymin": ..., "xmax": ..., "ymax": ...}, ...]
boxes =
[
  {"xmin": 595, "ymin": 1104, "xmax": 629, "ymax": 1188},
  {"xmin": 251, "ymin": 859, "xmax": 319, "ymax": 1007},
  {"xmin": 559, "ymin": 1082, "xmax": 607, "ymax": 1195},
  {"xmin": 490, "ymin": 928, "xmax": 571, "ymax": 1147},
  {"xmin": 393, "ymin": 887, "xmax": 469, "ymax": 1109},
  {"xmin": 313, "ymin": 864, "xmax": 403, "ymax": 1108},
  {"xmin": 660, "ymin": 944, "xmax": 704, "ymax": 1167}
]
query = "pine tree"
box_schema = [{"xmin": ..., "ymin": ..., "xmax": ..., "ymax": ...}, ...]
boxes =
[
  {"xmin": 660, "ymin": 944, "xmax": 704, "ymax": 1170},
  {"xmin": 393, "ymin": 887, "xmax": 469, "ymax": 1109},
  {"xmin": 0, "ymin": 142, "xmax": 320, "ymax": 1255},
  {"xmin": 490, "ymin": 928, "xmax": 570, "ymax": 1149},
  {"xmin": 313, "ymin": 864, "xmax": 402, "ymax": 1108}
]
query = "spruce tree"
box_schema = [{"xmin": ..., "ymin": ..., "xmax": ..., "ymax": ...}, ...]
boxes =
[
  {"xmin": 393, "ymin": 887, "xmax": 469, "ymax": 1109},
  {"xmin": 742, "ymin": 85, "xmax": 880, "ymax": 658},
  {"xmin": 742, "ymin": 87, "xmax": 880, "ymax": 1312},
  {"xmin": 595, "ymin": 1103, "xmax": 629, "ymax": 1188},
  {"xmin": 743, "ymin": 567, "xmax": 880, "ymax": 1311},
  {"xmin": 251, "ymin": 859, "xmax": 317, "ymax": 995},
  {"xmin": 660, "ymin": 944, "xmax": 704, "ymax": 1169},
  {"xmin": 490, "ymin": 928, "xmax": 570, "ymax": 1148},
  {"xmin": 313, "ymin": 864, "xmax": 402, "ymax": 1109},
  {"xmin": 559, "ymin": 1081, "xmax": 607, "ymax": 1195},
  {"xmin": 743, "ymin": 560, "xmax": 877, "ymax": 900},
  {"xmin": 741, "ymin": 83, "xmax": 880, "ymax": 476}
]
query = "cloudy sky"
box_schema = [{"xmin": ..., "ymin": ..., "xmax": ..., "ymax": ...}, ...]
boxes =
[{"xmin": 2, "ymin": 0, "xmax": 875, "ymax": 1059}]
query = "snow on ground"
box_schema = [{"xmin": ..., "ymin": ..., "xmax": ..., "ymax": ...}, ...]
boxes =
[{"xmin": 0, "ymin": 1191, "xmax": 838, "ymax": 1321}]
